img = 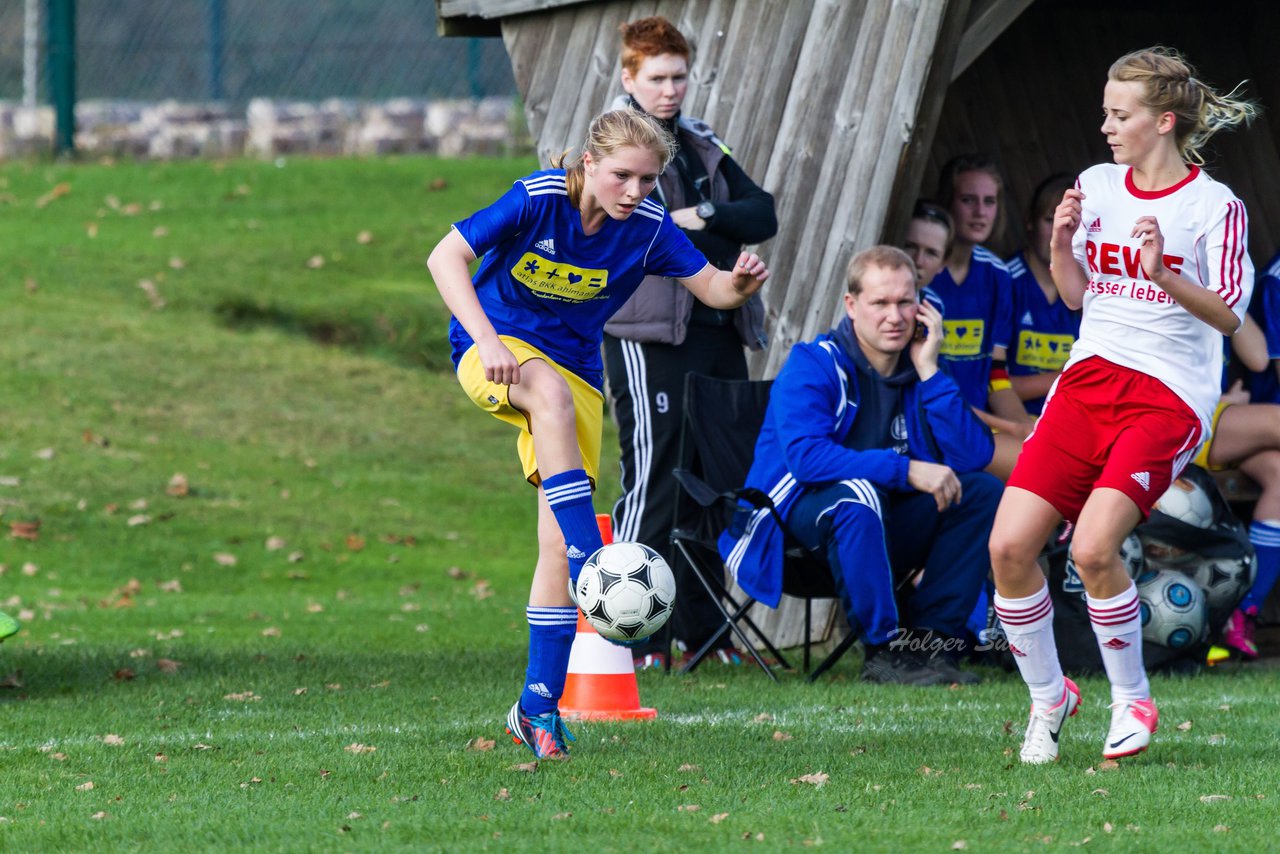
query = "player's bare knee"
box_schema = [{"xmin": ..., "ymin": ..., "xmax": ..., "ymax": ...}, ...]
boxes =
[
  {"xmin": 1069, "ymin": 536, "xmax": 1118, "ymax": 579},
  {"xmin": 988, "ymin": 527, "xmax": 1038, "ymax": 576}
]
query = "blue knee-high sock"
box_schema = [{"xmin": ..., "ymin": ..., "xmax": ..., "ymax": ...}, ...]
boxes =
[
  {"xmin": 1242, "ymin": 519, "xmax": 1280, "ymax": 613},
  {"xmin": 542, "ymin": 469, "xmax": 604, "ymax": 585},
  {"xmin": 521, "ymin": 606, "xmax": 579, "ymax": 715}
]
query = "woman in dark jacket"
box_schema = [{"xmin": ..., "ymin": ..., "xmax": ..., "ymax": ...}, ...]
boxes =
[{"xmin": 603, "ymin": 16, "xmax": 777, "ymax": 668}]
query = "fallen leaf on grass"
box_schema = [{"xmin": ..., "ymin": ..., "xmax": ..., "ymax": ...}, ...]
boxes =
[
  {"xmin": 306, "ymin": 255, "xmax": 326, "ymax": 269},
  {"xmin": 552, "ymin": 812, "xmax": 572, "ymax": 820},
  {"xmin": 127, "ymin": 515, "xmax": 151, "ymax": 527},
  {"xmin": 952, "ymin": 842, "xmax": 968, "ymax": 850},
  {"xmin": 168, "ymin": 256, "xmax": 185, "ymax": 270},
  {"xmin": 193, "ymin": 743, "xmax": 216, "ymax": 751},
  {"xmin": 50, "ymin": 752, "xmax": 67, "ymax": 761},
  {"xmin": 1097, "ymin": 760, "xmax": 1120, "ymax": 771},
  {"xmin": 112, "ymin": 668, "xmax": 136, "ymax": 681},
  {"xmin": 772, "ymin": 731, "xmax": 792, "ymax": 742},
  {"xmin": 137, "ymin": 279, "xmax": 165, "ymax": 309},
  {"xmin": 166, "ymin": 474, "xmax": 189, "ymax": 497},
  {"xmin": 511, "ymin": 762, "xmax": 537, "ymax": 773},
  {"xmin": 265, "ymin": 536, "xmax": 286, "ymax": 551},
  {"xmin": 157, "ymin": 579, "xmax": 182, "ymax": 593},
  {"xmin": 152, "ymin": 226, "xmax": 168, "ymax": 238},
  {"xmin": 90, "ymin": 811, "xmax": 108, "ymax": 820},
  {"xmin": 212, "ymin": 553, "xmax": 238, "ymax": 567},
  {"xmin": 288, "ymin": 551, "xmax": 305, "ymax": 564},
  {"xmin": 261, "ymin": 627, "xmax": 281, "ymax": 637},
  {"xmin": 156, "ymin": 658, "xmax": 182, "ymax": 673},
  {"xmin": 710, "ymin": 813, "xmax": 729, "ymax": 824},
  {"xmin": 345, "ymin": 534, "xmax": 365, "ymax": 551},
  {"xmin": 470, "ymin": 580, "xmax": 494, "ymax": 601},
  {"xmin": 1177, "ymin": 721, "xmax": 1193, "ymax": 732},
  {"xmin": 677, "ymin": 804, "xmax": 700, "ymax": 812},
  {"xmin": 223, "ymin": 691, "xmax": 261, "ymax": 702},
  {"xmin": 753, "ymin": 713, "xmax": 774, "ymax": 723},
  {"xmin": 76, "ymin": 781, "xmax": 95, "ymax": 792},
  {"xmin": 1208, "ymin": 733, "xmax": 1227, "ymax": 745},
  {"xmin": 356, "ymin": 230, "xmax": 373, "ymax": 244},
  {"xmin": 678, "ymin": 763, "xmax": 701, "ymax": 772},
  {"xmin": 35, "ymin": 182, "xmax": 71, "ymax": 208},
  {"xmin": 791, "ymin": 772, "xmax": 829, "ymax": 788},
  {"xmin": 154, "ymin": 753, "xmax": 167, "ymax": 763},
  {"xmin": 447, "ymin": 566, "xmax": 469, "ymax": 579},
  {"xmin": 1215, "ymin": 825, "xmax": 1231, "ymax": 832},
  {"xmin": 102, "ymin": 734, "xmax": 124, "ymax": 746},
  {"xmin": 85, "ymin": 221, "xmax": 99, "ymax": 238},
  {"xmin": 1200, "ymin": 794, "xmax": 1231, "ymax": 804},
  {"xmin": 494, "ymin": 788, "xmax": 510, "ymax": 801},
  {"xmin": 22, "ymin": 562, "xmax": 38, "ymax": 576},
  {"xmin": 8, "ymin": 521, "xmax": 39, "ymax": 541},
  {"xmin": 2, "ymin": 671, "xmax": 24, "ymax": 688},
  {"xmin": 34, "ymin": 448, "xmax": 55, "ymax": 460},
  {"xmin": 467, "ymin": 737, "xmax": 496, "ymax": 752},
  {"xmin": 344, "ymin": 743, "xmax": 376, "ymax": 754}
]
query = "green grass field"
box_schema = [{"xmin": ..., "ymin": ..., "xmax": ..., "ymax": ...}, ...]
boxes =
[{"xmin": 1, "ymin": 155, "xmax": 1277, "ymax": 852}]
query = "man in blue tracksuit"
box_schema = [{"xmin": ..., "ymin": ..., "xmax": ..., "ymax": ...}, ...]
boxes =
[{"xmin": 720, "ymin": 246, "xmax": 1002, "ymax": 685}]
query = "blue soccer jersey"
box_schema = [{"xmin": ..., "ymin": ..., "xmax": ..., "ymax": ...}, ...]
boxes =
[
  {"xmin": 1249, "ymin": 251, "xmax": 1280, "ymax": 404},
  {"xmin": 1006, "ymin": 251, "xmax": 1081, "ymax": 414},
  {"xmin": 448, "ymin": 169, "xmax": 708, "ymax": 389},
  {"xmin": 925, "ymin": 245, "xmax": 1014, "ymax": 410}
]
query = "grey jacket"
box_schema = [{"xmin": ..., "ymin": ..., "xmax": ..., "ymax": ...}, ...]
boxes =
[{"xmin": 603, "ymin": 101, "xmax": 771, "ymax": 350}]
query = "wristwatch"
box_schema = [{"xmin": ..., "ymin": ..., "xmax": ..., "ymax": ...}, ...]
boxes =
[{"xmin": 695, "ymin": 200, "xmax": 716, "ymax": 222}]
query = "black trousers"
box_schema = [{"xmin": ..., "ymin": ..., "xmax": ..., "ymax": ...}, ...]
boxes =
[{"xmin": 604, "ymin": 326, "xmax": 748, "ymax": 655}]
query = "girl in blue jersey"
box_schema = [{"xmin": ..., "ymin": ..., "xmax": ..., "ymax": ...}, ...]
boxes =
[
  {"xmin": 934, "ymin": 154, "xmax": 1030, "ymax": 480},
  {"xmin": 1007, "ymin": 174, "xmax": 1082, "ymax": 415},
  {"xmin": 428, "ymin": 109, "xmax": 769, "ymax": 759}
]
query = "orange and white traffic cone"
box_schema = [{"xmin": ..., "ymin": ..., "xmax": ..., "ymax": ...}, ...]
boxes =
[{"xmin": 559, "ymin": 514, "xmax": 658, "ymax": 721}]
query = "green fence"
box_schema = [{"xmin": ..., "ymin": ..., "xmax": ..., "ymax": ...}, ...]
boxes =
[{"xmin": 0, "ymin": 0, "xmax": 516, "ymax": 105}]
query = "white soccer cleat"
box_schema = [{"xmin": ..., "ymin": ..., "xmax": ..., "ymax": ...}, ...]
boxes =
[
  {"xmin": 1019, "ymin": 677, "xmax": 1081, "ymax": 764},
  {"xmin": 1103, "ymin": 697, "xmax": 1158, "ymax": 760}
]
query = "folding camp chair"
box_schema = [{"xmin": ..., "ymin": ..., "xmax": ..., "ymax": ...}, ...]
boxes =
[{"xmin": 668, "ymin": 373, "xmax": 857, "ymax": 682}]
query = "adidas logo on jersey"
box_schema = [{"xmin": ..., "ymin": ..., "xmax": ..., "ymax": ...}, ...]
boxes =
[
  {"xmin": 534, "ymin": 238, "xmax": 556, "ymax": 255},
  {"xmin": 566, "ymin": 545, "xmax": 587, "ymax": 560},
  {"xmin": 1131, "ymin": 471, "xmax": 1151, "ymax": 491},
  {"xmin": 1086, "ymin": 217, "xmax": 1102, "ymax": 233},
  {"xmin": 1021, "ymin": 311, "xmax": 1034, "ymax": 325},
  {"xmin": 526, "ymin": 682, "xmax": 552, "ymax": 698}
]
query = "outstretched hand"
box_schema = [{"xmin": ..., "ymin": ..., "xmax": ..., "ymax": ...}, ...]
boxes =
[
  {"xmin": 729, "ymin": 251, "xmax": 770, "ymax": 299},
  {"xmin": 1051, "ymin": 188, "xmax": 1085, "ymax": 252}
]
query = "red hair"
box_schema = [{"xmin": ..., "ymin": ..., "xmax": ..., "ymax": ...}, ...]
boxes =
[{"xmin": 619, "ymin": 16, "xmax": 691, "ymax": 75}]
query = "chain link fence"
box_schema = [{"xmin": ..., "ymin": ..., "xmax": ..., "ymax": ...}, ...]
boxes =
[{"xmin": 0, "ymin": 0, "xmax": 516, "ymax": 105}]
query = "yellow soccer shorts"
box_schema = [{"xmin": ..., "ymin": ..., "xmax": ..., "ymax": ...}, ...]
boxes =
[
  {"xmin": 1192, "ymin": 400, "xmax": 1234, "ymax": 472},
  {"xmin": 456, "ymin": 335, "xmax": 603, "ymax": 487}
]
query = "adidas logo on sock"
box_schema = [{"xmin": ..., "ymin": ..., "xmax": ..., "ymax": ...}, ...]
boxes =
[
  {"xmin": 527, "ymin": 682, "xmax": 552, "ymax": 698},
  {"xmin": 566, "ymin": 545, "xmax": 587, "ymax": 560},
  {"xmin": 1131, "ymin": 471, "xmax": 1151, "ymax": 491},
  {"xmin": 534, "ymin": 238, "xmax": 556, "ymax": 255},
  {"xmin": 1102, "ymin": 638, "xmax": 1131, "ymax": 650}
]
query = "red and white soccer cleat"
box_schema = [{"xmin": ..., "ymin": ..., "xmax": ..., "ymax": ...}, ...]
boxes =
[
  {"xmin": 1019, "ymin": 677, "xmax": 1081, "ymax": 764},
  {"xmin": 1103, "ymin": 698, "xmax": 1158, "ymax": 760}
]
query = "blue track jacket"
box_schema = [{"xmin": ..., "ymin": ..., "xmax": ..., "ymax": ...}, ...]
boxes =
[{"xmin": 718, "ymin": 321, "xmax": 995, "ymax": 607}]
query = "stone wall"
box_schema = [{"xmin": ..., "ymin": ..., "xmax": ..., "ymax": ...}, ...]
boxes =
[{"xmin": 0, "ymin": 97, "xmax": 529, "ymax": 160}]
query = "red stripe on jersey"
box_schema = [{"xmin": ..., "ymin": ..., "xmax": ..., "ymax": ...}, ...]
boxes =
[
  {"xmin": 1125, "ymin": 165, "xmax": 1200, "ymax": 199},
  {"xmin": 1218, "ymin": 201, "xmax": 1245, "ymax": 308}
]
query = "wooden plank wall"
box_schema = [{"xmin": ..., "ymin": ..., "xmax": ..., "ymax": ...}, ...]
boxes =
[
  {"xmin": 502, "ymin": 0, "xmax": 951, "ymax": 377},
  {"xmin": 925, "ymin": 0, "xmax": 1280, "ymax": 266},
  {"xmin": 500, "ymin": 0, "xmax": 952, "ymax": 650}
]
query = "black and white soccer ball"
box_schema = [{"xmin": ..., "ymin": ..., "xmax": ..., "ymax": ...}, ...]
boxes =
[
  {"xmin": 575, "ymin": 542, "xmax": 676, "ymax": 642},
  {"xmin": 1063, "ymin": 532, "xmax": 1145, "ymax": 595},
  {"xmin": 1179, "ymin": 552, "xmax": 1256, "ymax": 630},
  {"xmin": 1152, "ymin": 477, "xmax": 1215, "ymax": 528},
  {"xmin": 1136, "ymin": 568, "xmax": 1208, "ymax": 650}
]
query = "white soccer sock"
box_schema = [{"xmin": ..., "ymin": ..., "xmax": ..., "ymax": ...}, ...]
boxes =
[
  {"xmin": 1086, "ymin": 582, "xmax": 1149, "ymax": 704},
  {"xmin": 994, "ymin": 583, "xmax": 1064, "ymax": 711}
]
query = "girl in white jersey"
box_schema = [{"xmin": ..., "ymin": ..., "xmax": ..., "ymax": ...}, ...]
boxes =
[{"xmin": 988, "ymin": 47, "xmax": 1257, "ymax": 765}]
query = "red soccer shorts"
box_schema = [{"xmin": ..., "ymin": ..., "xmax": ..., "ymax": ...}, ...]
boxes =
[{"xmin": 1007, "ymin": 356, "xmax": 1202, "ymax": 522}]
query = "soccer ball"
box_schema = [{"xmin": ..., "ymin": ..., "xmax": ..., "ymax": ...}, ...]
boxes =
[
  {"xmin": 1136, "ymin": 569, "xmax": 1208, "ymax": 650},
  {"xmin": 1119, "ymin": 532, "xmax": 1146, "ymax": 577},
  {"xmin": 575, "ymin": 542, "xmax": 676, "ymax": 642},
  {"xmin": 1151, "ymin": 477, "xmax": 1215, "ymax": 528},
  {"xmin": 1179, "ymin": 552, "xmax": 1256, "ymax": 630},
  {"xmin": 1062, "ymin": 532, "xmax": 1145, "ymax": 595}
]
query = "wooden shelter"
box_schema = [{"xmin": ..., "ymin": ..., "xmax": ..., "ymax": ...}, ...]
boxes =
[{"xmin": 437, "ymin": 0, "xmax": 1280, "ymax": 646}]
